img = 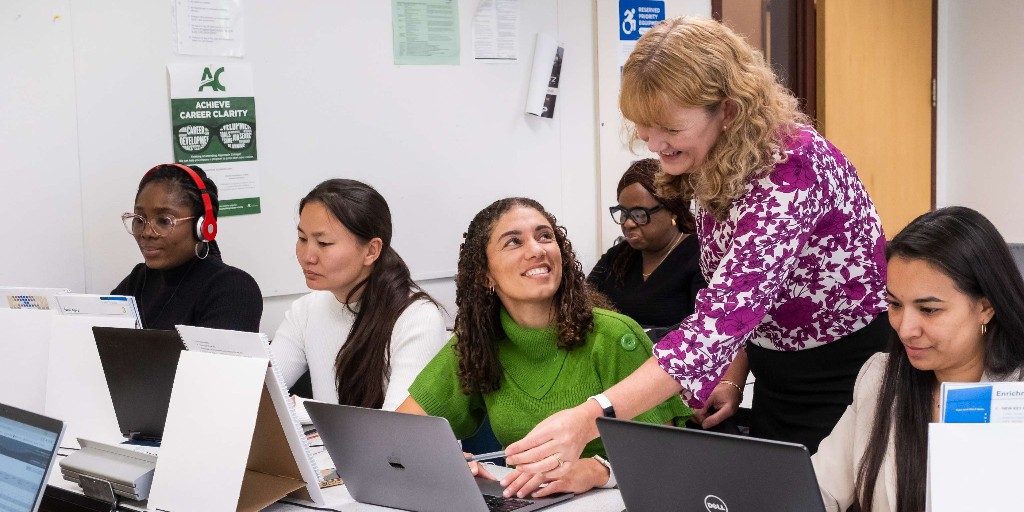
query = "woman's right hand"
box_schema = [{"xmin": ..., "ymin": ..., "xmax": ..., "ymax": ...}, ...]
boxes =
[{"xmin": 503, "ymin": 400, "xmax": 602, "ymax": 475}]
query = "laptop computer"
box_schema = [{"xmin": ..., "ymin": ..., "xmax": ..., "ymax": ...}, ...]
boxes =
[
  {"xmin": 597, "ymin": 417, "xmax": 826, "ymax": 512},
  {"xmin": 0, "ymin": 402, "xmax": 65, "ymax": 512},
  {"xmin": 304, "ymin": 402, "xmax": 573, "ymax": 512},
  {"xmin": 92, "ymin": 327, "xmax": 184, "ymax": 441}
]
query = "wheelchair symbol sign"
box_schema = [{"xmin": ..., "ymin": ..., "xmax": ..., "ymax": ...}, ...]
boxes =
[
  {"xmin": 619, "ymin": 0, "xmax": 664, "ymax": 41},
  {"xmin": 622, "ymin": 8, "xmax": 637, "ymax": 36}
]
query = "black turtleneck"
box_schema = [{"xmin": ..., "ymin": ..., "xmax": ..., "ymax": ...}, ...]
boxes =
[{"xmin": 111, "ymin": 256, "xmax": 263, "ymax": 332}]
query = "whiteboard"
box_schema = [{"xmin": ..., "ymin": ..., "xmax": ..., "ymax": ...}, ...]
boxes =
[{"xmin": 69, "ymin": 0, "xmax": 594, "ymax": 297}]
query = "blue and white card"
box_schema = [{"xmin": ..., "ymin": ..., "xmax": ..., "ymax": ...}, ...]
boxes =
[{"xmin": 941, "ymin": 382, "xmax": 1024, "ymax": 423}]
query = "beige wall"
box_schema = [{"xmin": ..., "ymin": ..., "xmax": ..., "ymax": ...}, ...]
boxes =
[{"xmin": 720, "ymin": 0, "xmax": 765, "ymax": 52}]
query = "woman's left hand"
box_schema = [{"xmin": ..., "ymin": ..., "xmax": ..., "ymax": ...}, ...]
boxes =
[{"xmin": 500, "ymin": 458, "xmax": 608, "ymax": 498}]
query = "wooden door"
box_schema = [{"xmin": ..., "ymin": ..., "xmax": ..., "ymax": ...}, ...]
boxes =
[{"xmin": 817, "ymin": 0, "xmax": 934, "ymax": 237}]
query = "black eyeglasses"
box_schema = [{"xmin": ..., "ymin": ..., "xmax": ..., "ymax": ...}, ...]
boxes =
[
  {"xmin": 609, "ymin": 204, "xmax": 665, "ymax": 225},
  {"xmin": 175, "ymin": 122, "xmax": 255, "ymax": 153}
]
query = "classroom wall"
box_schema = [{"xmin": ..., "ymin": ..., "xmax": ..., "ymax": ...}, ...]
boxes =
[
  {"xmin": 0, "ymin": 1, "xmax": 85, "ymax": 292},
  {"xmin": 936, "ymin": 0, "xmax": 1024, "ymax": 243}
]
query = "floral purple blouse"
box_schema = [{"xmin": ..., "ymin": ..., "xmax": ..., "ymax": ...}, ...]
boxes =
[{"xmin": 653, "ymin": 126, "xmax": 888, "ymax": 408}]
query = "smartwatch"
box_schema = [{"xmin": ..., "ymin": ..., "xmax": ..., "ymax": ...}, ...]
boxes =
[{"xmin": 589, "ymin": 393, "xmax": 616, "ymax": 418}]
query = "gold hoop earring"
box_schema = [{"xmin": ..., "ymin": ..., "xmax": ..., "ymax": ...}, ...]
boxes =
[
  {"xmin": 671, "ymin": 217, "xmax": 677, "ymax": 226},
  {"xmin": 982, "ymin": 323, "xmax": 988, "ymax": 336}
]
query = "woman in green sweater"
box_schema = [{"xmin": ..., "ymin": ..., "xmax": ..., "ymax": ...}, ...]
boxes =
[{"xmin": 397, "ymin": 197, "xmax": 691, "ymax": 498}]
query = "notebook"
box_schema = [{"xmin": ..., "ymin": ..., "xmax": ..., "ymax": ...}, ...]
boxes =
[
  {"xmin": 304, "ymin": 402, "xmax": 574, "ymax": 512},
  {"xmin": 92, "ymin": 327, "xmax": 184, "ymax": 441},
  {"xmin": 597, "ymin": 417, "xmax": 826, "ymax": 512},
  {"xmin": 0, "ymin": 402, "xmax": 65, "ymax": 512}
]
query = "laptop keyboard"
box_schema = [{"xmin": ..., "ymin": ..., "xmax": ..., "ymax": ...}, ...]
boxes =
[{"xmin": 483, "ymin": 493, "xmax": 534, "ymax": 511}]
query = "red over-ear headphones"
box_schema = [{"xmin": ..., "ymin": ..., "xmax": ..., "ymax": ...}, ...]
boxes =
[{"xmin": 146, "ymin": 163, "xmax": 218, "ymax": 242}]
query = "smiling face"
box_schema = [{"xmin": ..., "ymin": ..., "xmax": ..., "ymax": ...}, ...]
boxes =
[
  {"xmin": 887, "ymin": 256, "xmax": 994, "ymax": 382},
  {"xmin": 617, "ymin": 182, "xmax": 677, "ymax": 253},
  {"xmin": 485, "ymin": 206, "xmax": 563, "ymax": 320},
  {"xmin": 296, "ymin": 201, "xmax": 380, "ymax": 303},
  {"xmin": 133, "ymin": 181, "xmax": 196, "ymax": 270},
  {"xmin": 634, "ymin": 102, "xmax": 728, "ymax": 176}
]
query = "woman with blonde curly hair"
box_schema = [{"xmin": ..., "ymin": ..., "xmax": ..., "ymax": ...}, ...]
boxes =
[
  {"xmin": 504, "ymin": 17, "xmax": 888, "ymax": 494},
  {"xmin": 398, "ymin": 197, "xmax": 690, "ymax": 498}
]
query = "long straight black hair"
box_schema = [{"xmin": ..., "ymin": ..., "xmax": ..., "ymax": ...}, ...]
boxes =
[
  {"xmin": 299, "ymin": 179, "xmax": 437, "ymax": 409},
  {"xmin": 854, "ymin": 206, "xmax": 1024, "ymax": 511}
]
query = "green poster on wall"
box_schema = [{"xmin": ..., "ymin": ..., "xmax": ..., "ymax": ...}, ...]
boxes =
[{"xmin": 168, "ymin": 63, "xmax": 261, "ymax": 216}]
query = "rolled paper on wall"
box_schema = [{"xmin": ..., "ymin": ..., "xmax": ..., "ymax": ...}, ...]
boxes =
[{"xmin": 525, "ymin": 33, "xmax": 564, "ymax": 118}]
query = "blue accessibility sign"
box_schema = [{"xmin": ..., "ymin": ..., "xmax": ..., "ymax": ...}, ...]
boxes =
[{"xmin": 619, "ymin": 0, "xmax": 665, "ymax": 41}]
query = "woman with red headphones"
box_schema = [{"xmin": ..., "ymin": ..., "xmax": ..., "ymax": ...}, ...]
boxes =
[{"xmin": 112, "ymin": 163, "xmax": 263, "ymax": 331}]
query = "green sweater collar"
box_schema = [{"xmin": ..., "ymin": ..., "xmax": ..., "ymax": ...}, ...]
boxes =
[{"xmin": 499, "ymin": 308, "xmax": 568, "ymax": 399}]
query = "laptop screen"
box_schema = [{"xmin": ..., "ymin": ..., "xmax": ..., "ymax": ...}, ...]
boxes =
[{"xmin": 0, "ymin": 404, "xmax": 64, "ymax": 512}]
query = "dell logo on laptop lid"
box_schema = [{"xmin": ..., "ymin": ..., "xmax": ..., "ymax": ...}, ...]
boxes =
[{"xmin": 704, "ymin": 495, "xmax": 728, "ymax": 511}]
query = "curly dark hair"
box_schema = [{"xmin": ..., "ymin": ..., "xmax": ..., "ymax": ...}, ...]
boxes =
[
  {"xmin": 453, "ymin": 197, "xmax": 610, "ymax": 394},
  {"xmin": 611, "ymin": 158, "xmax": 695, "ymax": 283}
]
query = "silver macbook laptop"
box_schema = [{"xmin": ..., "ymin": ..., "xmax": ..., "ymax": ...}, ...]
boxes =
[
  {"xmin": 597, "ymin": 417, "xmax": 826, "ymax": 512},
  {"xmin": 0, "ymin": 402, "xmax": 65, "ymax": 512},
  {"xmin": 304, "ymin": 402, "xmax": 573, "ymax": 512}
]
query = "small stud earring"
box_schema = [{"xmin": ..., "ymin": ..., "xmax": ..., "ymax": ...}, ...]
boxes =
[{"xmin": 671, "ymin": 217, "xmax": 677, "ymax": 226}]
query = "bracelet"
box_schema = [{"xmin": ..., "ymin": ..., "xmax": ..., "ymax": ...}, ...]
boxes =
[
  {"xmin": 592, "ymin": 455, "xmax": 617, "ymax": 488},
  {"xmin": 719, "ymin": 379, "xmax": 743, "ymax": 396}
]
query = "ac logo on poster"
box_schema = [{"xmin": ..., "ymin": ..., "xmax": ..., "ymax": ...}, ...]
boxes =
[{"xmin": 199, "ymin": 66, "xmax": 226, "ymax": 92}]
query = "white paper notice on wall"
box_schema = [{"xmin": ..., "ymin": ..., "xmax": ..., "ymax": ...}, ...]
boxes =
[
  {"xmin": 173, "ymin": 0, "xmax": 245, "ymax": 57},
  {"xmin": 525, "ymin": 33, "xmax": 564, "ymax": 119}
]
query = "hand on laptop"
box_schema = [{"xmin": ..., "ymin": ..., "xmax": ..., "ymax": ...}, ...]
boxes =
[
  {"xmin": 499, "ymin": 457, "xmax": 609, "ymax": 498},
  {"xmin": 504, "ymin": 401, "xmax": 601, "ymax": 473},
  {"xmin": 465, "ymin": 452, "xmax": 496, "ymax": 481}
]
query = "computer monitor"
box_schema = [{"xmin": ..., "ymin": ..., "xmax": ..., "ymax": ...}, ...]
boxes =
[
  {"xmin": 0, "ymin": 402, "xmax": 65, "ymax": 512},
  {"xmin": 92, "ymin": 327, "xmax": 184, "ymax": 441}
]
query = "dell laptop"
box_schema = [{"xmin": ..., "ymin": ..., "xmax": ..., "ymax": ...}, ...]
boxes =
[
  {"xmin": 597, "ymin": 417, "xmax": 826, "ymax": 512},
  {"xmin": 0, "ymin": 402, "xmax": 65, "ymax": 512},
  {"xmin": 304, "ymin": 402, "xmax": 573, "ymax": 512},
  {"xmin": 92, "ymin": 327, "xmax": 184, "ymax": 441}
]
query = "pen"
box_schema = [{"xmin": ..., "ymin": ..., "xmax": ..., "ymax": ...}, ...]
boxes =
[{"xmin": 465, "ymin": 450, "xmax": 506, "ymax": 462}]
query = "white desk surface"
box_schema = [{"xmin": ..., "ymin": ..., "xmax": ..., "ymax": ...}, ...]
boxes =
[{"xmin": 49, "ymin": 456, "xmax": 625, "ymax": 512}]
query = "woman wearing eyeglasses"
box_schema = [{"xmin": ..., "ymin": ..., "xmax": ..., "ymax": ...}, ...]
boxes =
[
  {"xmin": 112, "ymin": 163, "xmax": 263, "ymax": 331},
  {"xmin": 587, "ymin": 158, "xmax": 706, "ymax": 330},
  {"xmin": 503, "ymin": 18, "xmax": 889, "ymax": 495}
]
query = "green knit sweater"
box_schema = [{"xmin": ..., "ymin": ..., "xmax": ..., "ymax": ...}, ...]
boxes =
[{"xmin": 409, "ymin": 307, "xmax": 693, "ymax": 458}]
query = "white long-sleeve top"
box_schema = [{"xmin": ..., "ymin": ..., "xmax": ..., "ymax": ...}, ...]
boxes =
[{"xmin": 271, "ymin": 290, "xmax": 448, "ymax": 416}]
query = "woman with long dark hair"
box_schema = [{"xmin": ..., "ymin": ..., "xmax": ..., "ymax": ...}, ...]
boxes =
[
  {"xmin": 113, "ymin": 163, "xmax": 262, "ymax": 331},
  {"xmin": 813, "ymin": 206, "xmax": 1024, "ymax": 511},
  {"xmin": 271, "ymin": 179, "xmax": 447, "ymax": 411},
  {"xmin": 397, "ymin": 197, "xmax": 691, "ymax": 498}
]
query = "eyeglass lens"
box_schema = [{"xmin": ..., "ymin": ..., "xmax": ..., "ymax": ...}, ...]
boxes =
[
  {"xmin": 611, "ymin": 207, "xmax": 651, "ymax": 225},
  {"xmin": 124, "ymin": 214, "xmax": 178, "ymax": 236}
]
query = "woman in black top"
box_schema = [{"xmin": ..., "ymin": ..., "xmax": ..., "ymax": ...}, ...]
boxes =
[
  {"xmin": 111, "ymin": 163, "xmax": 262, "ymax": 331},
  {"xmin": 587, "ymin": 158, "xmax": 706, "ymax": 329}
]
